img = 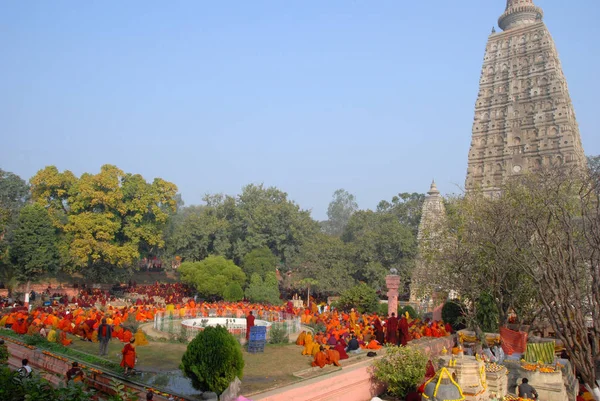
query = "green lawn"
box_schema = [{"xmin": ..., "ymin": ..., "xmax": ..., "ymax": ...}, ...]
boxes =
[{"xmin": 67, "ymin": 336, "xmax": 311, "ymax": 395}]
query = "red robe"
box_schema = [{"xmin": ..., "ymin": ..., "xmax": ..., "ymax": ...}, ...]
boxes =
[
  {"xmin": 334, "ymin": 343, "xmax": 349, "ymax": 360},
  {"xmin": 311, "ymin": 351, "xmax": 328, "ymax": 368},
  {"xmin": 398, "ymin": 317, "xmax": 410, "ymax": 346},
  {"xmin": 386, "ymin": 316, "xmax": 399, "ymax": 344},
  {"xmin": 246, "ymin": 313, "xmax": 255, "ymax": 340},
  {"xmin": 120, "ymin": 343, "xmax": 136, "ymax": 368}
]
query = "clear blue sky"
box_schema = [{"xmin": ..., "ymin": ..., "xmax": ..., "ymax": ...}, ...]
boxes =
[{"xmin": 1, "ymin": 0, "xmax": 598, "ymax": 220}]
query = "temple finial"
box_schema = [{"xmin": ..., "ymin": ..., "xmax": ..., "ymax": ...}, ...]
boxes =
[
  {"xmin": 499, "ymin": 0, "xmax": 543, "ymax": 31},
  {"xmin": 428, "ymin": 180, "xmax": 440, "ymax": 195}
]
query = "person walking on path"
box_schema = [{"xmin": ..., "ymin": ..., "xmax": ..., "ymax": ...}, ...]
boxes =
[
  {"xmin": 97, "ymin": 318, "xmax": 112, "ymax": 356},
  {"xmin": 120, "ymin": 338, "xmax": 136, "ymax": 376}
]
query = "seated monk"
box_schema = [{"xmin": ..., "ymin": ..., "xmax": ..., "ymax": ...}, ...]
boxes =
[
  {"xmin": 365, "ymin": 339, "xmax": 382, "ymax": 350},
  {"xmin": 47, "ymin": 328, "xmax": 57, "ymax": 343},
  {"xmin": 134, "ymin": 329, "xmax": 149, "ymax": 346},
  {"xmin": 59, "ymin": 331, "xmax": 72, "ymax": 346},
  {"xmin": 311, "ymin": 346, "xmax": 329, "ymax": 368},
  {"xmin": 296, "ymin": 331, "xmax": 306, "ymax": 346},
  {"xmin": 310, "ymin": 341, "xmax": 321, "ymax": 356},
  {"xmin": 326, "ymin": 348, "xmax": 341, "ymax": 367},
  {"xmin": 302, "ymin": 332, "xmax": 314, "ymax": 355},
  {"xmin": 334, "ymin": 342, "xmax": 349, "ymax": 360},
  {"xmin": 122, "ymin": 329, "xmax": 133, "ymax": 343}
]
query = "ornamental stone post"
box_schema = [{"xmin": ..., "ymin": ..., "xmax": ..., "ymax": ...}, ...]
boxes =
[{"xmin": 386, "ymin": 270, "xmax": 401, "ymax": 317}]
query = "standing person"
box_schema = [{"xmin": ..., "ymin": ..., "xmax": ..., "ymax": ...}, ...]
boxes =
[
  {"xmin": 385, "ymin": 313, "xmax": 399, "ymax": 345},
  {"xmin": 120, "ymin": 338, "xmax": 136, "ymax": 376},
  {"xmin": 97, "ymin": 318, "xmax": 112, "ymax": 356},
  {"xmin": 518, "ymin": 378, "xmax": 538, "ymax": 399},
  {"xmin": 398, "ymin": 315, "xmax": 410, "ymax": 346},
  {"xmin": 246, "ymin": 311, "xmax": 255, "ymax": 340}
]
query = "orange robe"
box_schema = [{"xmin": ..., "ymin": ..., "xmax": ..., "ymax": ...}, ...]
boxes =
[
  {"xmin": 120, "ymin": 343, "xmax": 136, "ymax": 368},
  {"xmin": 311, "ymin": 351, "xmax": 328, "ymax": 368},
  {"xmin": 326, "ymin": 349, "xmax": 341, "ymax": 367},
  {"xmin": 60, "ymin": 331, "xmax": 72, "ymax": 346}
]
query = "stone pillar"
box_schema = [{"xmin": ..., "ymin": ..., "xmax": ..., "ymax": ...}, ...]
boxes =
[{"xmin": 386, "ymin": 274, "xmax": 401, "ymax": 317}]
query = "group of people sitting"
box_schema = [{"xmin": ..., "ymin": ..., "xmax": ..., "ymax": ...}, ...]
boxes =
[{"xmin": 295, "ymin": 307, "xmax": 452, "ymax": 369}]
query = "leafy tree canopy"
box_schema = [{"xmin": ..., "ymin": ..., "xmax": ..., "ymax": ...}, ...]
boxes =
[
  {"xmin": 337, "ymin": 282, "xmax": 380, "ymax": 313},
  {"xmin": 376, "ymin": 192, "xmax": 425, "ymax": 235},
  {"xmin": 9, "ymin": 204, "xmax": 60, "ymax": 288},
  {"xmin": 342, "ymin": 210, "xmax": 417, "ymax": 290},
  {"xmin": 180, "ymin": 256, "xmax": 246, "ymax": 299},
  {"xmin": 242, "ymin": 246, "xmax": 279, "ymax": 279},
  {"xmin": 322, "ymin": 189, "xmax": 358, "ymax": 236},
  {"xmin": 30, "ymin": 165, "xmax": 177, "ymax": 279},
  {"xmin": 245, "ymin": 272, "xmax": 281, "ymax": 305}
]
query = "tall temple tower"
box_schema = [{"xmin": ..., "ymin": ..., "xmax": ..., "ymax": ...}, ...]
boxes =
[
  {"xmin": 465, "ymin": 0, "xmax": 586, "ymax": 194},
  {"xmin": 410, "ymin": 181, "xmax": 447, "ymax": 303}
]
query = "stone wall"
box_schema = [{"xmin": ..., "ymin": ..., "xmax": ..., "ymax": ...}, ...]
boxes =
[
  {"xmin": 2, "ymin": 335, "xmax": 180, "ymax": 401},
  {"xmin": 251, "ymin": 335, "xmax": 455, "ymax": 401}
]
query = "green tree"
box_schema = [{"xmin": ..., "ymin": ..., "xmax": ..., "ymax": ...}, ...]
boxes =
[
  {"xmin": 322, "ymin": 189, "xmax": 358, "ymax": 236},
  {"xmin": 30, "ymin": 165, "xmax": 177, "ymax": 280},
  {"xmin": 441, "ymin": 300, "xmax": 466, "ymax": 331},
  {"xmin": 373, "ymin": 346, "xmax": 428, "ymax": 399},
  {"xmin": 291, "ymin": 233, "xmax": 356, "ymax": 296},
  {"xmin": 337, "ymin": 283, "xmax": 379, "ymax": 313},
  {"xmin": 343, "ymin": 210, "xmax": 417, "ymax": 290},
  {"xmin": 231, "ymin": 184, "xmax": 320, "ymax": 265},
  {"xmin": 245, "ymin": 272, "xmax": 281, "ymax": 305},
  {"xmin": 223, "ymin": 282, "xmax": 244, "ymax": 302},
  {"xmin": 475, "ymin": 292, "xmax": 499, "ymax": 333},
  {"xmin": 377, "ymin": 192, "xmax": 425, "ymax": 235},
  {"xmin": 9, "ymin": 204, "xmax": 59, "ymax": 301},
  {"xmin": 242, "ymin": 246, "xmax": 278, "ymax": 279},
  {"xmin": 179, "ymin": 256, "xmax": 246, "ymax": 299},
  {"xmin": 0, "ymin": 169, "xmax": 29, "ymax": 266},
  {"xmin": 166, "ymin": 204, "xmax": 233, "ymax": 262},
  {"xmin": 180, "ymin": 326, "xmax": 244, "ymax": 394}
]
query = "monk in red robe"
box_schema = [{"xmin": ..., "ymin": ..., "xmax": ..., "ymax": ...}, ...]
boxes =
[
  {"xmin": 120, "ymin": 338, "xmax": 136, "ymax": 375},
  {"xmin": 398, "ymin": 315, "xmax": 410, "ymax": 346},
  {"xmin": 334, "ymin": 342, "xmax": 349, "ymax": 360},
  {"xmin": 246, "ymin": 311, "xmax": 255, "ymax": 340},
  {"xmin": 385, "ymin": 313, "xmax": 399, "ymax": 344}
]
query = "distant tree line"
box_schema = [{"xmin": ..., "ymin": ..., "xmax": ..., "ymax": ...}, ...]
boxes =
[{"xmin": 0, "ymin": 164, "xmax": 425, "ymax": 301}]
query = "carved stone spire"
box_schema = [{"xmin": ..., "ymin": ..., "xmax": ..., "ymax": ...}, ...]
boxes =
[
  {"xmin": 417, "ymin": 180, "xmax": 445, "ymax": 243},
  {"xmin": 466, "ymin": 2, "xmax": 586, "ymax": 194},
  {"xmin": 499, "ymin": 0, "xmax": 543, "ymax": 31}
]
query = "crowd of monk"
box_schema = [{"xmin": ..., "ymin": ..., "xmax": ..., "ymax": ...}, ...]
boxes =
[
  {"xmin": 296, "ymin": 310, "xmax": 452, "ymax": 369},
  {"xmin": 0, "ymin": 283, "xmax": 451, "ymax": 372}
]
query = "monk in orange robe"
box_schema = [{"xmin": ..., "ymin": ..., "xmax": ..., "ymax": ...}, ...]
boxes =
[
  {"xmin": 326, "ymin": 348, "xmax": 341, "ymax": 367},
  {"xmin": 311, "ymin": 347, "xmax": 329, "ymax": 368},
  {"xmin": 59, "ymin": 331, "xmax": 72, "ymax": 346},
  {"xmin": 122, "ymin": 329, "xmax": 133, "ymax": 343},
  {"xmin": 120, "ymin": 338, "xmax": 136, "ymax": 375}
]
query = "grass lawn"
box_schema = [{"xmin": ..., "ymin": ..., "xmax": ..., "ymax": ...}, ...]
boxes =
[{"xmin": 67, "ymin": 336, "xmax": 311, "ymax": 395}]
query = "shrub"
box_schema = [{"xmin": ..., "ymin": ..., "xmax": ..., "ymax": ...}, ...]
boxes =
[
  {"xmin": 475, "ymin": 292, "xmax": 499, "ymax": 333},
  {"xmin": 373, "ymin": 345, "xmax": 428, "ymax": 399},
  {"xmin": 337, "ymin": 283, "xmax": 379, "ymax": 313},
  {"xmin": 269, "ymin": 323, "xmax": 289, "ymax": 344},
  {"xmin": 0, "ymin": 341, "xmax": 8, "ymax": 364},
  {"xmin": 442, "ymin": 299, "xmax": 466, "ymax": 331},
  {"xmin": 400, "ymin": 305, "xmax": 419, "ymax": 319},
  {"xmin": 181, "ymin": 326, "xmax": 244, "ymax": 394},
  {"xmin": 223, "ymin": 282, "xmax": 244, "ymax": 302},
  {"xmin": 245, "ymin": 272, "xmax": 280, "ymax": 305},
  {"xmin": 378, "ymin": 302, "xmax": 389, "ymax": 316}
]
